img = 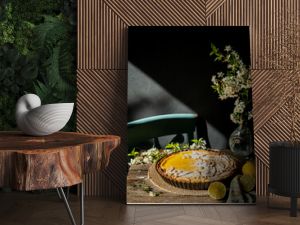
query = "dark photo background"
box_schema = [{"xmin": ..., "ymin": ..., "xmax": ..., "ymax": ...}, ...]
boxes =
[{"xmin": 128, "ymin": 26, "xmax": 250, "ymax": 149}]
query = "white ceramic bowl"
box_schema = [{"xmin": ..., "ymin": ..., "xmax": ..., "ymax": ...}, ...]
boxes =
[{"xmin": 16, "ymin": 94, "xmax": 74, "ymax": 136}]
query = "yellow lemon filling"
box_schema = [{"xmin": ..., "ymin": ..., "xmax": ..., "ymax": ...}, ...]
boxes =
[
  {"xmin": 160, "ymin": 151, "xmax": 196, "ymax": 171},
  {"xmin": 159, "ymin": 150, "xmax": 237, "ymax": 183}
]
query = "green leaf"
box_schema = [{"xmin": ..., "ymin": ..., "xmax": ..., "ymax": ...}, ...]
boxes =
[
  {"xmin": 165, "ymin": 142, "xmax": 181, "ymax": 151},
  {"xmin": 33, "ymin": 80, "xmax": 54, "ymax": 102},
  {"xmin": 6, "ymin": 47, "xmax": 20, "ymax": 62},
  {"xmin": 3, "ymin": 67, "xmax": 14, "ymax": 77},
  {"xmin": 33, "ymin": 15, "xmax": 69, "ymax": 56},
  {"xmin": 3, "ymin": 78, "xmax": 12, "ymax": 86},
  {"xmin": 21, "ymin": 65, "xmax": 38, "ymax": 79},
  {"xmin": 128, "ymin": 148, "xmax": 139, "ymax": 157},
  {"xmin": 32, "ymin": 15, "xmax": 76, "ymax": 104},
  {"xmin": 43, "ymin": 43, "xmax": 75, "ymax": 98},
  {"xmin": 10, "ymin": 85, "xmax": 19, "ymax": 94},
  {"xmin": 210, "ymin": 43, "xmax": 217, "ymax": 53}
]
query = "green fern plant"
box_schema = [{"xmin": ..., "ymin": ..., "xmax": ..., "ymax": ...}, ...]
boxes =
[
  {"xmin": 0, "ymin": 2, "xmax": 77, "ymax": 131},
  {"xmin": 0, "ymin": 95, "xmax": 16, "ymax": 130},
  {"xmin": 33, "ymin": 15, "xmax": 76, "ymax": 130},
  {"xmin": 0, "ymin": 44, "xmax": 38, "ymax": 130}
]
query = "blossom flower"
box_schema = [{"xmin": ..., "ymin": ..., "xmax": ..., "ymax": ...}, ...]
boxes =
[
  {"xmin": 143, "ymin": 157, "xmax": 151, "ymax": 164},
  {"xmin": 225, "ymin": 45, "xmax": 232, "ymax": 52},
  {"xmin": 234, "ymin": 99, "xmax": 246, "ymax": 113},
  {"xmin": 190, "ymin": 138, "xmax": 207, "ymax": 150},
  {"xmin": 211, "ymin": 75, "xmax": 217, "ymax": 84},
  {"xmin": 223, "ymin": 86, "xmax": 238, "ymax": 98},
  {"xmin": 217, "ymin": 72, "xmax": 224, "ymax": 77},
  {"xmin": 248, "ymin": 111, "xmax": 253, "ymax": 120},
  {"xmin": 230, "ymin": 113, "xmax": 243, "ymax": 125},
  {"xmin": 129, "ymin": 140, "xmax": 207, "ymax": 166},
  {"xmin": 232, "ymin": 51, "xmax": 240, "ymax": 60},
  {"xmin": 210, "ymin": 43, "xmax": 252, "ymax": 125}
]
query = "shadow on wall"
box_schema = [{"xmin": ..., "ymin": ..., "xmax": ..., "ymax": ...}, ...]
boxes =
[{"xmin": 127, "ymin": 26, "xmax": 250, "ymax": 149}]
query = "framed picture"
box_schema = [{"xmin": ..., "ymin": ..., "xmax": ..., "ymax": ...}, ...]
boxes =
[{"xmin": 127, "ymin": 26, "xmax": 255, "ymax": 204}]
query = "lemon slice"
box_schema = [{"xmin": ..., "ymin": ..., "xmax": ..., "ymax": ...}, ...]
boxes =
[
  {"xmin": 208, "ymin": 181, "xmax": 226, "ymax": 200},
  {"xmin": 242, "ymin": 160, "xmax": 255, "ymax": 178}
]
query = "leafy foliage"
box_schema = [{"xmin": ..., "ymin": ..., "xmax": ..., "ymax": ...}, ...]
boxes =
[
  {"xmin": 190, "ymin": 138, "xmax": 207, "ymax": 149},
  {"xmin": 210, "ymin": 43, "xmax": 252, "ymax": 125},
  {"xmin": 0, "ymin": 44, "xmax": 37, "ymax": 129},
  {"xmin": 9, "ymin": 0, "xmax": 62, "ymax": 23},
  {"xmin": 0, "ymin": 0, "xmax": 77, "ymax": 131},
  {"xmin": 0, "ymin": 44, "xmax": 38, "ymax": 95},
  {"xmin": 128, "ymin": 148, "xmax": 139, "ymax": 158},
  {"xmin": 165, "ymin": 142, "xmax": 188, "ymax": 152},
  {"xmin": 61, "ymin": 0, "xmax": 77, "ymax": 26},
  {"xmin": 165, "ymin": 139, "xmax": 207, "ymax": 152},
  {"xmin": 0, "ymin": 3, "xmax": 35, "ymax": 55},
  {"xmin": 32, "ymin": 15, "xmax": 76, "ymax": 130},
  {"xmin": 0, "ymin": 95, "xmax": 16, "ymax": 130},
  {"xmin": 129, "ymin": 139, "xmax": 208, "ymax": 165},
  {"xmin": 33, "ymin": 15, "xmax": 76, "ymax": 104},
  {"xmin": 128, "ymin": 147, "xmax": 168, "ymax": 165}
]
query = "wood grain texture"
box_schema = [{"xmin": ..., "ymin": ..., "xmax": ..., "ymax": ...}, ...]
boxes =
[
  {"xmin": 77, "ymin": 69, "xmax": 127, "ymax": 198},
  {"xmin": 206, "ymin": 0, "xmax": 226, "ymax": 17},
  {"xmin": 252, "ymin": 70, "xmax": 291, "ymax": 131},
  {"xmin": 77, "ymin": 0, "xmax": 128, "ymax": 70},
  {"xmin": 105, "ymin": 0, "xmax": 206, "ymax": 27},
  {"xmin": 206, "ymin": 0, "xmax": 300, "ymax": 70},
  {"xmin": 77, "ymin": 0, "xmax": 300, "ymax": 199},
  {"xmin": 0, "ymin": 132, "xmax": 120, "ymax": 191}
]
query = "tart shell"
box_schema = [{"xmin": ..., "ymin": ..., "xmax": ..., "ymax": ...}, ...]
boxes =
[{"xmin": 156, "ymin": 149, "xmax": 238, "ymax": 190}]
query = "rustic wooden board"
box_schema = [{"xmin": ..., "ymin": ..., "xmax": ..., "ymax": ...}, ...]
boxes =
[
  {"xmin": 0, "ymin": 132, "xmax": 120, "ymax": 191},
  {"xmin": 127, "ymin": 164, "xmax": 220, "ymax": 204}
]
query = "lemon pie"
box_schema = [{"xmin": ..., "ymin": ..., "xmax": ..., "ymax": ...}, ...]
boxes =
[{"xmin": 156, "ymin": 150, "xmax": 238, "ymax": 190}]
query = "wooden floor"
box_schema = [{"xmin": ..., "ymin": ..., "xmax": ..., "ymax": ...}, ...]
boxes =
[{"xmin": 0, "ymin": 192, "xmax": 300, "ymax": 225}]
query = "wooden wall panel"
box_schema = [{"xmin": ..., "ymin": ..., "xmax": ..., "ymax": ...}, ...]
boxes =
[
  {"xmin": 77, "ymin": 0, "xmax": 300, "ymax": 199},
  {"xmin": 256, "ymin": 158, "xmax": 269, "ymax": 196},
  {"xmin": 105, "ymin": 0, "xmax": 206, "ymax": 27},
  {"xmin": 255, "ymin": 103, "xmax": 293, "ymax": 166},
  {"xmin": 77, "ymin": 0, "xmax": 128, "ymax": 70},
  {"xmin": 206, "ymin": 0, "xmax": 300, "ymax": 70},
  {"xmin": 251, "ymin": 70, "xmax": 291, "ymax": 131},
  {"xmin": 77, "ymin": 69, "xmax": 127, "ymax": 199},
  {"xmin": 206, "ymin": 0, "xmax": 226, "ymax": 17}
]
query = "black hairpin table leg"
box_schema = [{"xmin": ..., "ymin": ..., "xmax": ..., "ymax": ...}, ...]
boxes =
[{"xmin": 57, "ymin": 183, "xmax": 84, "ymax": 225}]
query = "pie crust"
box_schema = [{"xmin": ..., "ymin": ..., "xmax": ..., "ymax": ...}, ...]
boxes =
[{"xmin": 156, "ymin": 149, "xmax": 238, "ymax": 190}]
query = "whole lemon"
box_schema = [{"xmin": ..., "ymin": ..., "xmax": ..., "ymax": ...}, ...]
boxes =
[
  {"xmin": 208, "ymin": 182, "xmax": 226, "ymax": 200},
  {"xmin": 240, "ymin": 174, "xmax": 255, "ymax": 192},
  {"xmin": 242, "ymin": 160, "xmax": 255, "ymax": 178}
]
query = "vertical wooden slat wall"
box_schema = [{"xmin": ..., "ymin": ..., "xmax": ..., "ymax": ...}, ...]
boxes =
[{"xmin": 77, "ymin": 0, "xmax": 300, "ymax": 200}]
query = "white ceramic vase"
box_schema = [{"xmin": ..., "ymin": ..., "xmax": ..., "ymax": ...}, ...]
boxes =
[{"xmin": 16, "ymin": 94, "xmax": 74, "ymax": 136}]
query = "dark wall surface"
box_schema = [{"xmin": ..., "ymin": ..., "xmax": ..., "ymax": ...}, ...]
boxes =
[{"xmin": 128, "ymin": 26, "xmax": 250, "ymax": 149}]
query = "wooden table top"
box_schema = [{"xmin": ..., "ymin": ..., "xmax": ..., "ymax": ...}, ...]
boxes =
[
  {"xmin": 0, "ymin": 131, "xmax": 119, "ymax": 151},
  {"xmin": 0, "ymin": 132, "xmax": 120, "ymax": 191}
]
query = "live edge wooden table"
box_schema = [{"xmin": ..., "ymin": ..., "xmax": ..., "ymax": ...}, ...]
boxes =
[{"xmin": 0, "ymin": 131, "xmax": 120, "ymax": 225}]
